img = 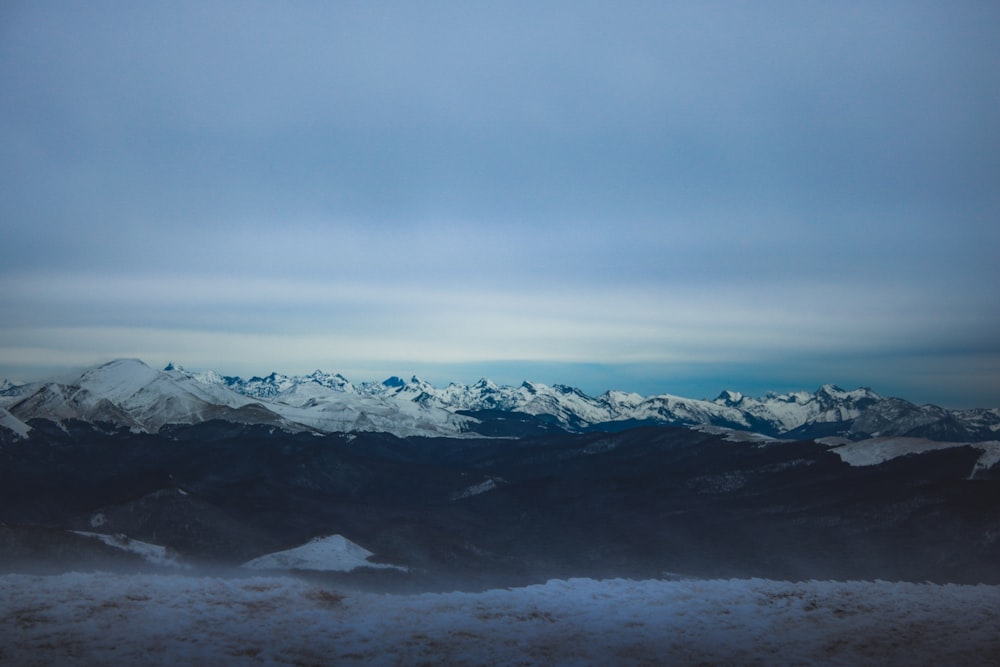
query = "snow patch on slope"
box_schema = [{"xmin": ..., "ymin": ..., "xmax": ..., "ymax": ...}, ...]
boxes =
[
  {"xmin": 241, "ymin": 535, "xmax": 406, "ymax": 572},
  {"xmin": 829, "ymin": 437, "xmax": 1000, "ymax": 476},
  {"xmin": 0, "ymin": 407, "xmax": 31, "ymax": 438},
  {"xmin": 968, "ymin": 441, "xmax": 1000, "ymax": 478},
  {"xmin": 451, "ymin": 477, "xmax": 506, "ymax": 500}
]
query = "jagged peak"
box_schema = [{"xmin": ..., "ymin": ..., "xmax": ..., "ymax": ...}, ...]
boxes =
[
  {"xmin": 193, "ymin": 369, "xmax": 225, "ymax": 384},
  {"xmin": 238, "ymin": 371, "xmax": 288, "ymax": 384},
  {"xmin": 601, "ymin": 388, "xmax": 644, "ymax": 400},
  {"xmin": 473, "ymin": 377, "xmax": 497, "ymax": 389},
  {"xmin": 815, "ymin": 384, "xmax": 882, "ymax": 401},
  {"xmin": 553, "ymin": 384, "xmax": 589, "ymax": 398},
  {"xmin": 306, "ymin": 369, "xmax": 351, "ymax": 384},
  {"xmin": 716, "ymin": 390, "xmax": 744, "ymax": 405}
]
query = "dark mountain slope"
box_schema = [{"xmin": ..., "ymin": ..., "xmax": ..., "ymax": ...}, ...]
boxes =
[{"xmin": 1, "ymin": 421, "xmax": 997, "ymax": 588}]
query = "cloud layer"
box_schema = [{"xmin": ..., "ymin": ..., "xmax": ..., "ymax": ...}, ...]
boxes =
[{"xmin": 2, "ymin": 2, "xmax": 999, "ymax": 406}]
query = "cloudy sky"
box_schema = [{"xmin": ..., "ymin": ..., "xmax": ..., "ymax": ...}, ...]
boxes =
[{"xmin": 2, "ymin": 1, "xmax": 998, "ymax": 407}]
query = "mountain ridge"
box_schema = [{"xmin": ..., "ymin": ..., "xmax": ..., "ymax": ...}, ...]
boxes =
[{"xmin": 1, "ymin": 358, "xmax": 998, "ymax": 442}]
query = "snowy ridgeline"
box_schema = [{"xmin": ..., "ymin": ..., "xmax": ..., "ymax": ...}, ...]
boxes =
[
  {"xmin": 2, "ymin": 573, "xmax": 998, "ymax": 666},
  {"xmin": 6, "ymin": 358, "xmax": 1000, "ymax": 441}
]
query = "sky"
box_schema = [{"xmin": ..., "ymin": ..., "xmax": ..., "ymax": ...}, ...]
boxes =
[{"xmin": 1, "ymin": 1, "xmax": 999, "ymax": 408}]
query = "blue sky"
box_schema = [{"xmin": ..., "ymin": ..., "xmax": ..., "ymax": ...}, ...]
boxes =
[{"xmin": 2, "ymin": 1, "xmax": 999, "ymax": 407}]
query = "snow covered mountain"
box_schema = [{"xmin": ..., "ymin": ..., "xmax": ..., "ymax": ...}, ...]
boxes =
[
  {"xmin": 209, "ymin": 367, "xmax": 999, "ymax": 441},
  {"xmin": 2, "ymin": 359, "xmax": 998, "ymax": 442},
  {"xmin": 0, "ymin": 359, "xmax": 293, "ymax": 434},
  {"xmin": 0, "ymin": 360, "xmax": 473, "ymax": 439}
]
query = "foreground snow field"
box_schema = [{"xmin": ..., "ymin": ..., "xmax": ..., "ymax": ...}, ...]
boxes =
[{"xmin": 2, "ymin": 573, "xmax": 998, "ymax": 666}]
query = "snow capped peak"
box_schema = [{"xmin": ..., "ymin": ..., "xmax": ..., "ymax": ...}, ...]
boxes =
[
  {"xmin": 766, "ymin": 391, "xmax": 812, "ymax": 404},
  {"xmin": 375, "ymin": 375, "xmax": 433, "ymax": 398},
  {"xmin": 0, "ymin": 378, "xmax": 22, "ymax": 393},
  {"xmin": 715, "ymin": 390, "xmax": 744, "ymax": 406},
  {"xmin": 75, "ymin": 358, "xmax": 161, "ymax": 399},
  {"xmin": 163, "ymin": 363, "xmax": 229, "ymax": 388},
  {"xmin": 599, "ymin": 390, "xmax": 645, "ymax": 412},
  {"xmin": 473, "ymin": 377, "xmax": 498, "ymax": 391},
  {"xmin": 553, "ymin": 383, "xmax": 587, "ymax": 397},
  {"xmin": 193, "ymin": 369, "xmax": 226, "ymax": 384},
  {"xmin": 305, "ymin": 370, "xmax": 353, "ymax": 391},
  {"xmin": 815, "ymin": 384, "xmax": 881, "ymax": 401},
  {"xmin": 241, "ymin": 534, "xmax": 405, "ymax": 572},
  {"xmin": 231, "ymin": 372, "xmax": 295, "ymax": 398}
]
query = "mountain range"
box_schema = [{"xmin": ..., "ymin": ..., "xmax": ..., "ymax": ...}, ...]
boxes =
[
  {"xmin": 1, "ymin": 358, "xmax": 998, "ymax": 442},
  {"xmin": 2, "ymin": 358, "xmax": 999, "ymax": 589}
]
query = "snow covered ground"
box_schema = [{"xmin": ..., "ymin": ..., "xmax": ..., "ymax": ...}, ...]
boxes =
[{"xmin": 2, "ymin": 573, "xmax": 997, "ymax": 666}]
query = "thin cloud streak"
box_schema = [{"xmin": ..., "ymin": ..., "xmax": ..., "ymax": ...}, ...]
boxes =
[{"xmin": 3, "ymin": 272, "xmax": 995, "ymax": 368}]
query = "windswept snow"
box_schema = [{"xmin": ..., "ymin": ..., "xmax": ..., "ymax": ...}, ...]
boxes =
[
  {"xmin": 1, "ymin": 573, "xmax": 997, "ymax": 666},
  {"xmin": 241, "ymin": 535, "xmax": 406, "ymax": 572},
  {"xmin": 71, "ymin": 531, "xmax": 189, "ymax": 570},
  {"xmin": 451, "ymin": 477, "xmax": 503, "ymax": 500}
]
